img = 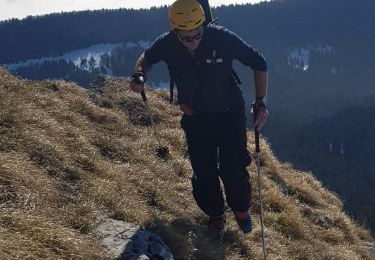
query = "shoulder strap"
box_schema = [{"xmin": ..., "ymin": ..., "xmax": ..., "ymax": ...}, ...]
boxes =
[
  {"xmin": 197, "ymin": 0, "xmax": 213, "ymax": 24},
  {"xmin": 231, "ymin": 69, "xmax": 242, "ymax": 85}
]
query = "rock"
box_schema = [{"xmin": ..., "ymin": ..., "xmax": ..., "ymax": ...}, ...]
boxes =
[
  {"xmin": 317, "ymin": 216, "xmax": 330, "ymax": 228},
  {"xmin": 96, "ymin": 218, "xmax": 174, "ymax": 260},
  {"xmin": 364, "ymin": 242, "xmax": 375, "ymax": 254}
]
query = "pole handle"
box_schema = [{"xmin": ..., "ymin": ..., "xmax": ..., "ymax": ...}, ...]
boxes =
[
  {"xmin": 253, "ymin": 103, "xmax": 261, "ymax": 153},
  {"xmin": 131, "ymin": 73, "xmax": 146, "ymax": 101}
]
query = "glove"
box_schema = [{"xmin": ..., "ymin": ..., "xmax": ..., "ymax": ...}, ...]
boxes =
[
  {"xmin": 131, "ymin": 72, "xmax": 147, "ymax": 84},
  {"xmin": 130, "ymin": 72, "xmax": 147, "ymax": 93},
  {"xmin": 252, "ymin": 99, "xmax": 269, "ymax": 131}
]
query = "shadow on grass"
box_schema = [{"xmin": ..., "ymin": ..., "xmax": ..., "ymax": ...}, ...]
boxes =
[{"xmin": 136, "ymin": 217, "xmax": 252, "ymax": 260}]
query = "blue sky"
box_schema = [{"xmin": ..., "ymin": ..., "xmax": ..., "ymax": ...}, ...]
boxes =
[{"xmin": 0, "ymin": 0, "xmax": 267, "ymax": 21}]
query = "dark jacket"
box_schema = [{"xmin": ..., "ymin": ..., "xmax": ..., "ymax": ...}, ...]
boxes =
[{"xmin": 144, "ymin": 24, "xmax": 267, "ymax": 115}]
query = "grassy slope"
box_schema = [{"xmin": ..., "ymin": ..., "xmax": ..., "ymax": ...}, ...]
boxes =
[{"xmin": 0, "ymin": 67, "xmax": 373, "ymax": 259}]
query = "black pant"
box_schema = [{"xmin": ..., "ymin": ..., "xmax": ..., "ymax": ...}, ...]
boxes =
[{"xmin": 181, "ymin": 110, "xmax": 252, "ymax": 217}]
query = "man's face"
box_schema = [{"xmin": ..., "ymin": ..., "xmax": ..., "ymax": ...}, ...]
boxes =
[{"xmin": 176, "ymin": 26, "xmax": 203, "ymax": 51}]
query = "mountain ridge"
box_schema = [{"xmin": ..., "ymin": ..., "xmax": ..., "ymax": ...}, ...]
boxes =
[{"xmin": 0, "ymin": 67, "xmax": 373, "ymax": 259}]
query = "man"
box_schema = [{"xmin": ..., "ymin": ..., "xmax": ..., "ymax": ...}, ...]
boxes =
[{"xmin": 130, "ymin": 0, "xmax": 268, "ymax": 234}]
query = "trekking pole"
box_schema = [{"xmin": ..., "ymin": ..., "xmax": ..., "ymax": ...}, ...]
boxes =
[
  {"xmin": 140, "ymin": 90, "xmax": 169, "ymax": 158},
  {"xmin": 255, "ymin": 128, "xmax": 266, "ymax": 260},
  {"xmin": 253, "ymin": 104, "xmax": 267, "ymax": 260},
  {"xmin": 132, "ymin": 74, "xmax": 169, "ymax": 158}
]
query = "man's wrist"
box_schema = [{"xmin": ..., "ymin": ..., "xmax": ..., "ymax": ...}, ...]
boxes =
[
  {"xmin": 253, "ymin": 98, "xmax": 267, "ymax": 109},
  {"xmin": 255, "ymin": 96, "xmax": 267, "ymax": 102}
]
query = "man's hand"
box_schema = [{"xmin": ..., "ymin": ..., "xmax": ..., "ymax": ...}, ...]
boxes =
[
  {"xmin": 253, "ymin": 101, "xmax": 269, "ymax": 132},
  {"xmin": 252, "ymin": 70, "xmax": 268, "ymax": 131},
  {"xmin": 130, "ymin": 79, "xmax": 144, "ymax": 93},
  {"xmin": 130, "ymin": 72, "xmax": 146, "ymax": 93}
]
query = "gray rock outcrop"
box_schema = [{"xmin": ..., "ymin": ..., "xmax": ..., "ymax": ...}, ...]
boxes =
[{"xmin": 96, "ymin": 218, "xmax": 174, "ymax": 260}]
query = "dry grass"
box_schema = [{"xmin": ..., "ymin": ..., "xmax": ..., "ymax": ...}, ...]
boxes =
[{"xmin": 0, "ymin": 67, "xmax": 373, "ymax": 259}]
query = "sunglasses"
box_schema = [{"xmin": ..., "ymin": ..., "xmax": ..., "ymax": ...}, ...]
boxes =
[{"xmin": 176, "ymin": 28, "xmax": 203, "ymax": 43}]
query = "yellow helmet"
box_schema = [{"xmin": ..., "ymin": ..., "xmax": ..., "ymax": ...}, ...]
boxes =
[{"xmin": 169, "ymin": 0, "xmax": 206, "ymax": 31}]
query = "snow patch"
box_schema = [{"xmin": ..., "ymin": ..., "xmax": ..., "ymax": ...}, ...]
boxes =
[
  {"xmin": 288, "ymin": 47, "xmax": 310, "ymax": 71},
  {"xmin": 316, "ymin": 45, "xmax": 335, "ymax": 55},
  {"xmin": 138, "ymin": 40, "xmax": 151, "ymax": 49},
  {"xmin": 4, "ymin": 40, "xmax": 152, "ymax": 72},
  {"xmin": 288, "ymin": 45, "xmax": 335, "ymax": 71},
  {"xmin": 5, "ymin": 43, "xmax": 122, "ymax": 72}
]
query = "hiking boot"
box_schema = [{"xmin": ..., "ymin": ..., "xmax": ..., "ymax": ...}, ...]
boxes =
[
  {"xmin": 234, "ymin": 210, "xmax": 252, "ymax": 233},
  {"xmin": 208, "ymin": 215, "xmax": 226, "ymax": 231},
  {"xmin": 207, "ymin": 215, "xmax": 226, "ymax": 240}
]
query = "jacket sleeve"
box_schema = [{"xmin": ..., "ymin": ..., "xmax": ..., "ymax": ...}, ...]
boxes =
[
  {"xmin": 144, "ymin": 32, "xmax": 170, "ymax": 64},
  {"xmin": 224, "ymin": 28, "xmax": 268, "ymax": 71}
]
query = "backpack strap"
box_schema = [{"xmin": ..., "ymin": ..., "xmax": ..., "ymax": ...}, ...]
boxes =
[
  {"xmin": 197, "ymin": 0, "xmax": 213, "ymax": 24},
  {"xmin": 231, "ymin": 69, "xmax": 242, "ymax": 85}
]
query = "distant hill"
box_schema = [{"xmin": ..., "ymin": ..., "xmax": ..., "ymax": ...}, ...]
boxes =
[
  {"xmin": 0, "ymin": 67, "xmax": 373, "ymax": 259},
  {"xmin": 1, "ymin": 0, "xmax": 374, "ymax": 63},
  {"xmin": 1, "ymin": 0, "xmax": 374, "ymax": 88},
  {"xmin": 270, "ymin": 104, "xmax": 375, "ymax": 229}
]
